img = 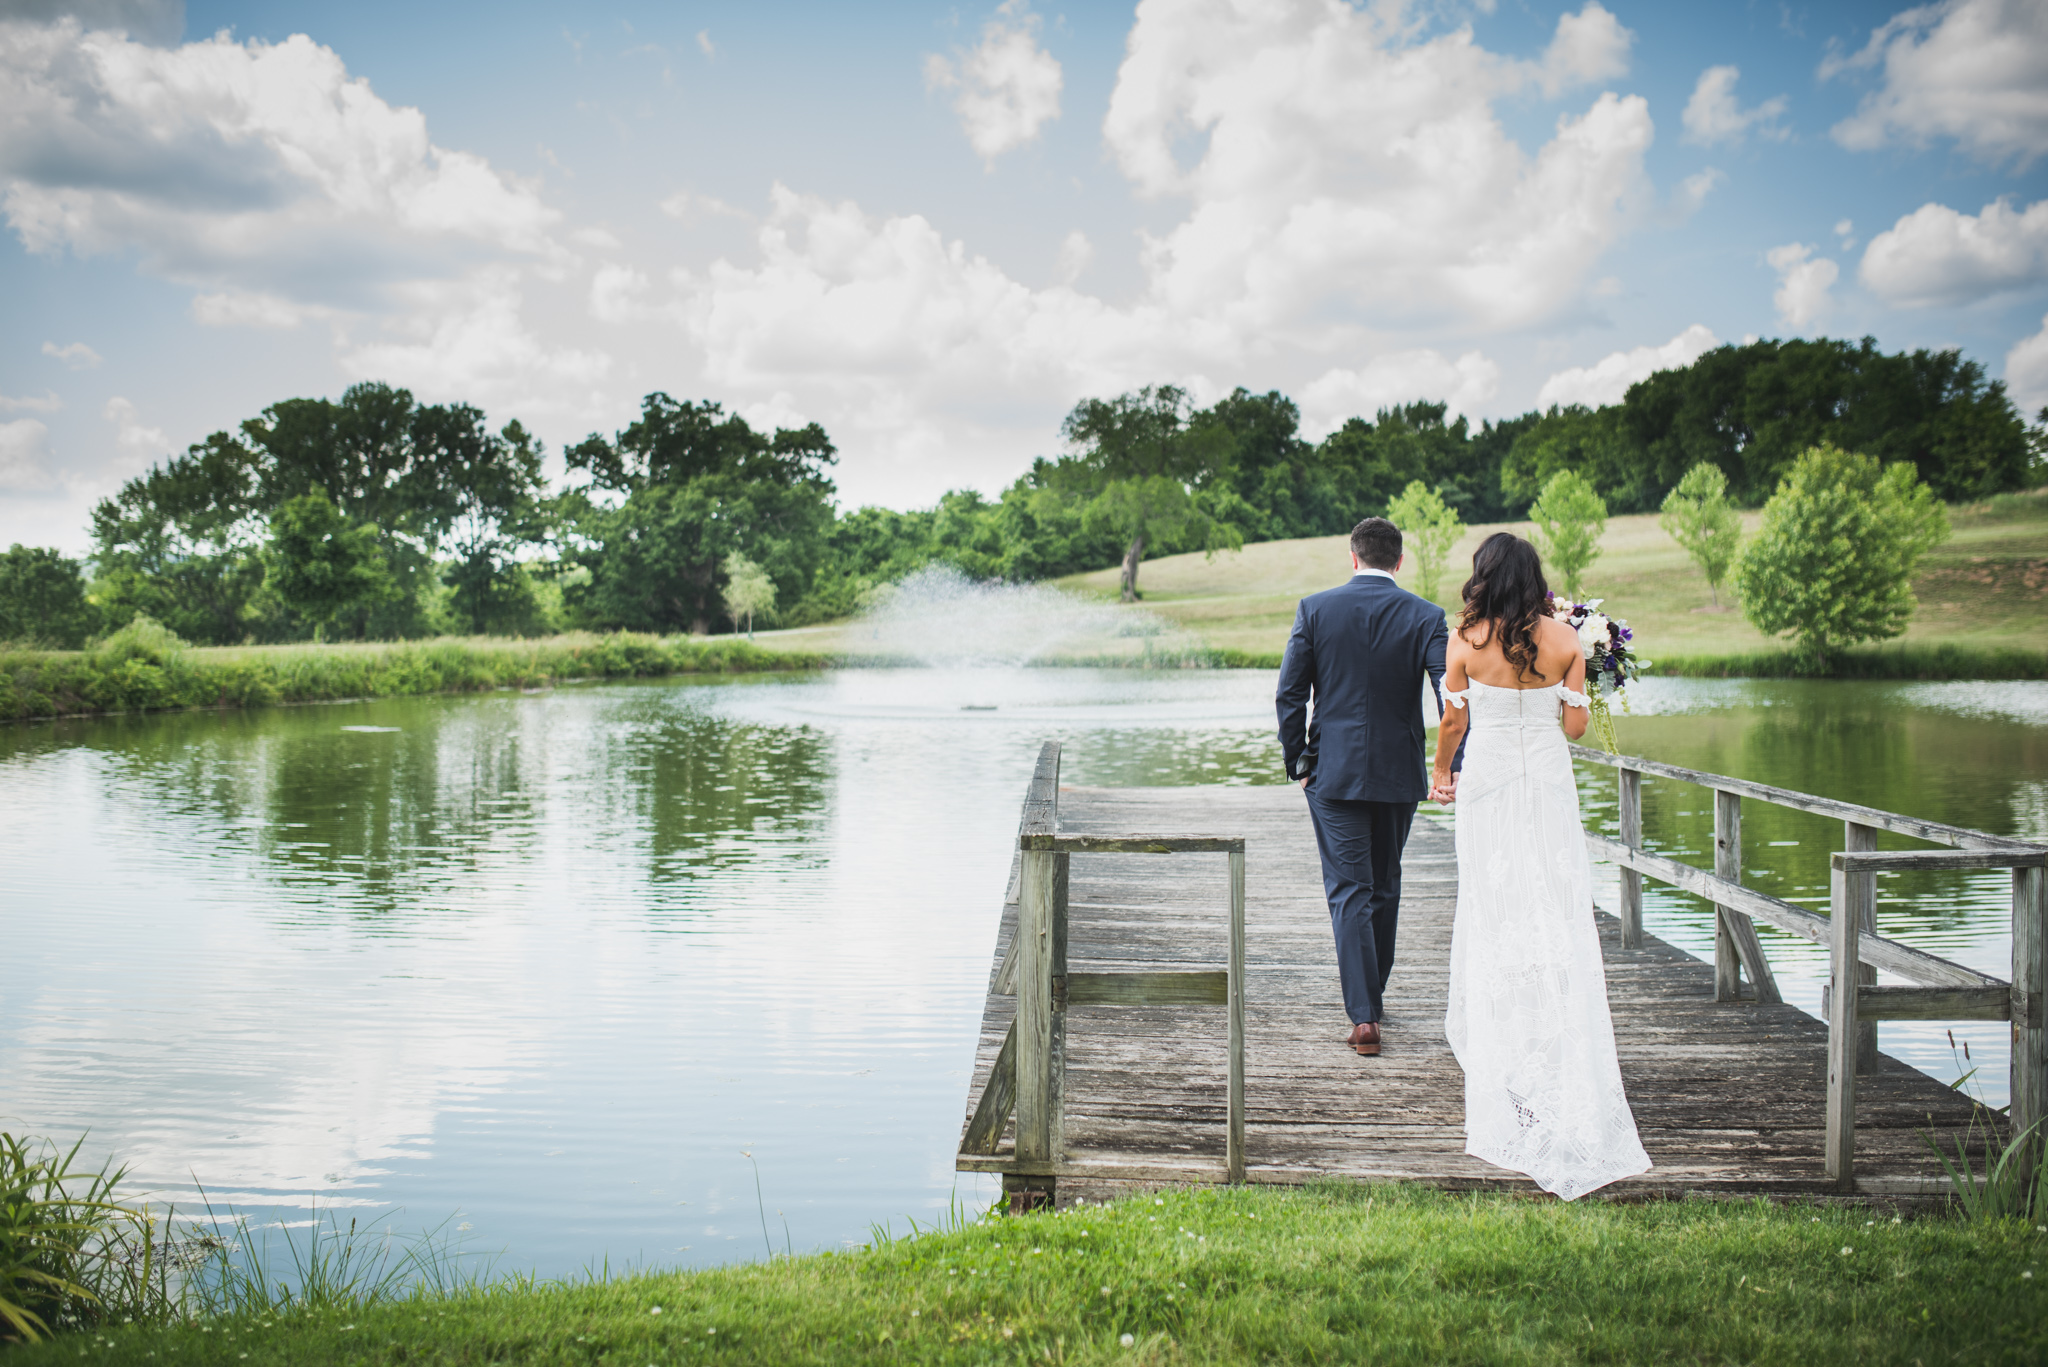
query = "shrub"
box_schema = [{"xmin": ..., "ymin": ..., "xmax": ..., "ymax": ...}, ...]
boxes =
[
  {"xmin": 1385, "ymin": 481, "xmax": 1464, "ymax": 604},
  {"xmin": 1527, "ymin": 469, "xmax": 1607, "ymax": 600},
  {"xmin": 1659, "ymin": 462, "xmax": 1743, "ymax": 606},
  {"xmin": 1736, "ymin": 443, "xmax": 1950, "ymax": 672}
]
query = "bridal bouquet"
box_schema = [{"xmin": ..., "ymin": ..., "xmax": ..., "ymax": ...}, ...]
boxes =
[{"xmin": 1547, "ymin": 592, "xmax": 1645, "ymax": 754}]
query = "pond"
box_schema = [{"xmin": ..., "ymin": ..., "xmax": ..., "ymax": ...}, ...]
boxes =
[{"xmin": 1, "ymin": 670, "xmax": 2041, "ymax": 1276}]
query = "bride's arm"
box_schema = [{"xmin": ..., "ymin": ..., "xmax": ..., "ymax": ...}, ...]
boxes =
[
  {"xmin": 1431, "ymin": 643, "xmax": 1469, "ymax": 802},
  {"xmin": 1559, "ymin": 639, "xmax": 1591, "ymax": 741}
]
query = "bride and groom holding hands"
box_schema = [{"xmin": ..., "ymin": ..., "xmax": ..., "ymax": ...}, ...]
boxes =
[{"xmin": 1276, "ymin": 517, "xmax": 1651, "ymax": 1200}]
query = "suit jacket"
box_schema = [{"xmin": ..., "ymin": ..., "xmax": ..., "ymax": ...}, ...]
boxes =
[{"xmin": 1275, "ymin": 573, "xmax": 1450, "ymax": 803}]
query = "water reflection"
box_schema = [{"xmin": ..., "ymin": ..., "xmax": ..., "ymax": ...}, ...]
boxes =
[
  {"xmin": 1584, "ymin": 678, "xmax": 2048, "ymax": 1108},
  {"xmin": 0, "ymin": 672, "xmax": 2039, "ymax": 1274}
]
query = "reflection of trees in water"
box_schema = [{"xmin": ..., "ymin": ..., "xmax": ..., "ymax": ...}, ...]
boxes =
[
  {"xmin": 1055, "ymin": 728, "xmax": 1285, "ymax": 789},
  {"xmin": 15, "ymin": 688, "xmax": 835, "ymax": 927},
  {"xmin": 578, "ymin": 692, "xmax": 831, "ymax": 888},
  {"xmin": 1606, "ymin": 696, "xmax": 2042, "ymax": 940}
]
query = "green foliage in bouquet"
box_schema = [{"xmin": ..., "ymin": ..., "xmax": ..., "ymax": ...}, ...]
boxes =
[{"xmin": 1736, "ymin": 444, "xmax": 1950, "ymax": 673}]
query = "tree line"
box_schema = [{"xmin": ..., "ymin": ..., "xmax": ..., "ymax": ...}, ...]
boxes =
[{"xmin": 1, "ymin": 334, "xmax": 2038, "ymax": 649}]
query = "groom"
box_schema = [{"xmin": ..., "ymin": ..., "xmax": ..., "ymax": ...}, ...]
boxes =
[{"xmin": 1276, "ymin": 516, "xmax": 1450, "ymax": 1057}]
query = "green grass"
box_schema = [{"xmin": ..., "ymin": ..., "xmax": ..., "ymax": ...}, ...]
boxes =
[
  {"xmin": 0, "ymin": 619, "xmax": 828, "ymax": 723},
  {"xmin": 1053, "ymin": 488, "xmax": 2048, "ymax": 675},
  {"xmin": 12, "ymin": 1183, "xmax": 2044, "ymax": 1365}
]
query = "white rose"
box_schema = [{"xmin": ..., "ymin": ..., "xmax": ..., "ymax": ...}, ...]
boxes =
[{"xmin": 1577, "ymin": 614, "xmax": 1610, "ymax": 656}]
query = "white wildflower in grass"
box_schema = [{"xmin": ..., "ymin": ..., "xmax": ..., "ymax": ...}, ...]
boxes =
[
  {"xmin": 1841, "ymin": 1246, "xmax": 1853, "ymax": 1255},
  {"xmin": 1100, "ymin": 1287, "xmax": 1111, "ymax": 1297},
  {"xmin": 649, "ymin": 1307, "xmax": 662, "ymax": 1315},
  {"xmin": 911, "ymin": 1311, "xmax": 919, "ymax": 1318},
  {"xmin": 1002, "ymin": 1328, "xmax": 1015, "ymax": 1339},
  {"xmin": 1120, "ymin": 1333, "xmax": 1136, "ymax": 1347}
]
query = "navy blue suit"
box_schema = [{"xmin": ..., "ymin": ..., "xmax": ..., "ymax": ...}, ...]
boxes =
[{"xmin": 1276, "ymin": 572, "xmax": 1450, "ymax": 1026}]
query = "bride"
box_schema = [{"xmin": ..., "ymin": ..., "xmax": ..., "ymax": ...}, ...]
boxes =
[{"xmin": 1429, "ymin": 532, "xmax": 1651, "ymax": 1200}]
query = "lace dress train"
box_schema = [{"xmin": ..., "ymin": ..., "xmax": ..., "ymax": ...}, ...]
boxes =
[{"xmin": 1443, "ymin": 679, "xmax": 1651, "ymax": 1200}]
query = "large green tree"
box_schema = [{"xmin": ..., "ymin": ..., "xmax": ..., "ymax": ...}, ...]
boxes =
[
  {"xmin": 0, "ymin": 546, "xmax": 99, "ymax": 647},
  {"xmin": 1057, "ymin": 385, "xmax": 1240, "ymax": 600},
  {"xmin": 1736, "ymin": 444, "xmax": 1950, "ymax": 670},
  {"xmin": 565, "ymin": 395, "xmax": 837, "ymax": 634},
  {"xmin": 264, "ymin": 490, "xmax": 395, "ymax": 638},
  {"xmin": 90, "ymin": 432, "xmax": 267, "ymax": 645}
]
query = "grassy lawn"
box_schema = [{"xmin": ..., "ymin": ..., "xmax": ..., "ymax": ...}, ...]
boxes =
[
  {"xmin": 1054, "ymin": 490, "xmax": 2048, "ymax": 664},
  {"xmin": 21, "ymin": 1183, "xmax": 2045, "ymax": 1366}
]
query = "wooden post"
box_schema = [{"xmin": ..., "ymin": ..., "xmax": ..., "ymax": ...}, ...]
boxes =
[
  {"xmin": 1712, "ymin": 789, "xmax": 1781, "ymax": 1004},
  {"xmin": 1713, "ymin": 790, "xmax": 1739, "ymax": 1000},
  {"xmin": 1618, "ymin": 766, "xmax": 1643, "ymax": 951},
  {"xmin": 1015, "ymin": 845, "xmax": 1055, "ymax": 1166},
  {"xmin": 1010, "ymin": 741, "xmax": 1061, "ymax": 1211},
  {"xmin": 1227, "ymin": 847, "xmax": 1246, "ymax": 1185},
  {"xmin": 1048, "ymin": 850, "xmax": 1070, "ymax": 1164},
  {"xmin": 2014, "ymin": 865, "xmax": 2046, "ymax": 1186},
  {"xmin": 1825, "ymin": 856, "xmax": 1864, "ymax": 1190},
  {"xmin": 1845, "ymin": 822, "xmax": 1879, "ymax": 1074}
]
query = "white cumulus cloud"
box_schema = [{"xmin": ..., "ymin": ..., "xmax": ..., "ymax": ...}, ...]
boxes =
[
  {"xmin": 1298, "ymin": 351, "xmax": 1501, "ymax": 440},
  {"xmin": 1681, "ymin": 65, "xmax": 1787, "ymax": 146},
  {"xmin": 41, "ymin": 340, "xmax": 99, "ymax": 369},
  {"xmin": 0, "ymin": 418, "xmax": 59, "ymax": 492},
  {"xmin": 0, "ymin": 390, "xmax": 61, "ymax": 413},
  {"xmin": 2007, "ymin": 313, "xmax": 2048, "ymax": 417},
  {"xmin": 339, "ymin": 270, "xmax": 612, "ymax": 416},
  {"xmin": 924, "ymin": 1, "xmax": 1062, "ymax": 164},
  {"xmin": 1535, "ymin": 324, "xmax": 1719, "ymax": 409},
  {"xmin": 0, "ymin": 16, "xmax": 604, "ymax": 410},
  {"xmin": 1766, "ymin": 242, "xmax": 1839, "ymax": 328},
  {"xmin": 102, "ymin": 395, "xmax": 165, "ymax": 457},
  {"xmin": 1530, "ymin": 1, "xmax": 1633, "ymax": 97},
  {"xmin": 1101, "ymin": 0, "xmax": 1652, "ymax": 335},
  {"xmin": 1859, "ymin": 196, "xmax": 2048, "ymax": 307},
  {"xmin": 1824, "ymin": 0, "xmax": 2048, "ymax": 168}
]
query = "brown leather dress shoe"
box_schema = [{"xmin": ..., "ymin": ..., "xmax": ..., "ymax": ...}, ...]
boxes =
[{"xmin": 1347, "ymin": 1021, "xmax": 1381, "ymax": 1056}]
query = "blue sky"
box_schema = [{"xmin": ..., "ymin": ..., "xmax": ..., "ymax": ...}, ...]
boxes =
[{"xmin": 4, "ymin": 0, "xmax": 2046, "ymax": 553}]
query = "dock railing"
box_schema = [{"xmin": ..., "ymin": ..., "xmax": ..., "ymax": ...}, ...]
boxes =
[
  {"xmin": 1570, "ymin": 743, "xmax": 2048, "ymax": 1191},
  {"xmin": 960, "ymin": 740, "xmax": 1245, "ymax": 1207}
]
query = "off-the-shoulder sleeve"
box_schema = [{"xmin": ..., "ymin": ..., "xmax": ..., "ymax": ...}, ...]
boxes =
[
  {"xmin": 1442, "ymin": 688, "xmax": 1470, "ymax": 710},
  {"xmin": 1557, "ymin": 685, "xmax": 1590, "ymax": 708}
]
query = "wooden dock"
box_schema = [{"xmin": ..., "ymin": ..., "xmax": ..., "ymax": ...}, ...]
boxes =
[{"xmin": 957, "ymin": 765, "xmax": 2039, "ymax": 1203}]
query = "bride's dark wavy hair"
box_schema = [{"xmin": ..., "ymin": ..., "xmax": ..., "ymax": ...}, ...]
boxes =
[{"xmin": 1458, "ymin": 532, "xmax": 1551, "ymax": 681}]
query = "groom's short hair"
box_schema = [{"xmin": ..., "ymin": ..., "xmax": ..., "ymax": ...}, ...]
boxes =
[{"xmin": 1350, "ymin": 516, "xmax": 1402, "ymax": 569}]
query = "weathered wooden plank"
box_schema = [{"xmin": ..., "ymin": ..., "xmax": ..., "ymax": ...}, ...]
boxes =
[
  {"xmin": 2014, "ymin": 866, "xmax": 2046, "ymax": 1186},
  {"xmin": 1571, "ymin": 744, "xmax": 2043, "ymax": 853},
  {"xmin": 1227, "ymin": 846, "xmax": 1246, "ymax": 1186},
  {"xmin": 960, "ymin": 1020, "xmax": 1017, "ymax": 1154},
  {"xmin": 1711, "ymin": 789, "xmax": 1781, "ymax": 1005},
  {"xmin": 1015, "ymin": 846, "xmax": 1055, "ymax": 1163},
  {"xmin": 1618, "ymin": 765, "xmax": 1644, "ymax": 950},
  {"xmin": 1832, "ymin": 848, "xmax": 2048, "ymax": 872},
  {"xmin": 1849, "ymin": 985, "xmax": 2011, "ymax": 1022},
  {"xmin": 963, "ymin": 781, "xmax": 1989, "ymax": 1199},
  {"xmin": 1825, "ymin": 863, "xmax": 1862, "ymax": 1190},
  {"xmin": 1025, "ymin": 833, "xmax": 1246, "ymax": 854},
  {"xmin": 1066, "ymin": 971, "xmax": 1229, "ymax": 1006},
  {"xmin": 1585, "ymin": 833, "xmax": 2002, "ymax": 991},
  {"xmin": 1846, "ymin": 822, "xmax": 1880, "ymax": 1075}
]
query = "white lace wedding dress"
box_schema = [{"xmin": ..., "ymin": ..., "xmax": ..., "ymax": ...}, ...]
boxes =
[{"xmin": 1442, "ymin": 679, "xmax": 1651, "ymax": 1200}]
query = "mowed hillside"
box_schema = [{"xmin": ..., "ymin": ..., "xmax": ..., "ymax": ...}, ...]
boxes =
[{"xmin": 1053, "ymin": 491, "xmax": 2048, "ymax": 660}]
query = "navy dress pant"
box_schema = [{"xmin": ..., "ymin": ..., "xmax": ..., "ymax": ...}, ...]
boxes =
[{"xmin": 1304, "ymin": 787, "xmax": 1417, "ymax": 1025}]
